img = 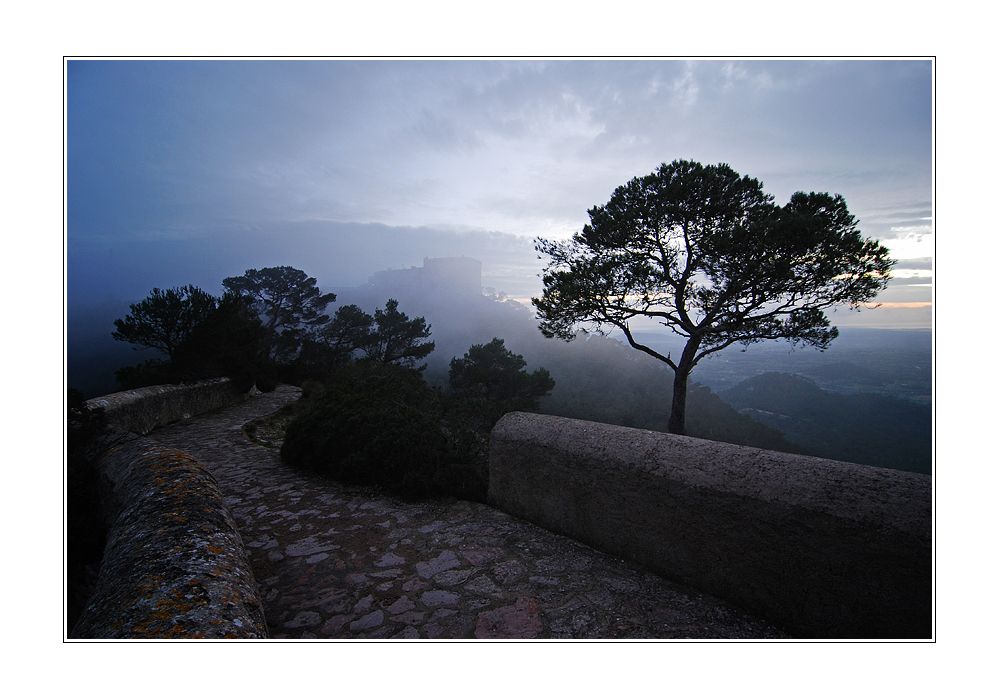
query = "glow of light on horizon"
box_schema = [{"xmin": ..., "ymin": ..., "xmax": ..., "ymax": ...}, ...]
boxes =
[
  {"xmin": 889, "ymin": 268, "xmax": 933, "ymax": 279},
  {"xmin": 882, "ymin": 228, "xmax": 933, "ymax": 262}
]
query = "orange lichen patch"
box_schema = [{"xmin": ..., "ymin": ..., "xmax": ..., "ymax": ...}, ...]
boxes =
[
  {"xmin": 75, "ymin": 428, "xmax": 267, "ymax": 639},
  {"xmin": 159, "ymin": 512, "xmax": 188, "ymax": 522},
  {"xmin": 135, "ymin": 575, "xmax": 165, "ymax": 595}
]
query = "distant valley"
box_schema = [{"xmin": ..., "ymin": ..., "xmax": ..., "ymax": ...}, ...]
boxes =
[
  {"xmin": 622, "ymin": 327, "xmax": 932, "ymax": 404},
  {"xmin": 720, "ymin": 373, "xmax": 931, "ymax": 474}
]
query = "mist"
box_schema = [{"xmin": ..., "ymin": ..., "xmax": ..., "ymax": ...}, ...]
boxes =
[
  {"xmin": 68, "ymin": 221, "xmax": 542, "ymax": 308},
  {"xmin": 68, "ymin": 248, "xmax": 930, "ymax": 474}
]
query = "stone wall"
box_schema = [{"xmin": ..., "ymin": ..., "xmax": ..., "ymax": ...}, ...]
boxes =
[
  {"xmin": 70, "ymin": 431, "xmax": 267, "ymax": 638},
  {"xmin": 86, "ymin": 378, "xmax": 251, "ymax": 435},
  {"xmin": 72, "ymin": 380, "xmax": 266, "ymax": 639},
  {"xmin": 488, "ymin": 412, "xmax": 932, "ymax": 639}
]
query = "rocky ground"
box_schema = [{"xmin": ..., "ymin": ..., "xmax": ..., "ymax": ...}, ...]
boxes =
[{"xmin": 149, "ymin": 385, "xmax": 791, "ymax": 639}]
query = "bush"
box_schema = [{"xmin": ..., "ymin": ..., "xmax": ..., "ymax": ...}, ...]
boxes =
[
  {"xmin": 114, "ymin": 359, "xmax": 174, "ymax": 390},
  {"xmin": 297, "ymin": 378, "xmax": 325, "ymax": 401},
  {"xmin": 449, "ymin": 337, "xmax": 554, "ymax": 412},
  {"xmin": 280, "ymin": 362, "xmax": 487, "ymax": 501}
]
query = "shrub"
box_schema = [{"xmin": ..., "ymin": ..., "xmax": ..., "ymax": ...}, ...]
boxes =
[
  {"xmin": 114, "ymin": 359, "xmax": 175, "ymax": 390},
  {"xmin": 281, "ymin": 362, "xmax": 487, "ymax": 501},
  {"xmin": 296, "ymin": 378, "xmax": 325, "ymax": 402},
  {"xmin": 254, "ymin": 368, "xmax": 278, "ymax": 393},
  {"xmin": 449, "ymin": 337, "xmax": 554, "ymax": 412}
]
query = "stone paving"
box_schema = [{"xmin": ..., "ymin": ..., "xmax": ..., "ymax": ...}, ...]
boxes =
[{"xmin": 149, "ymin": 385, "xmax": 791, "ymax": 639}]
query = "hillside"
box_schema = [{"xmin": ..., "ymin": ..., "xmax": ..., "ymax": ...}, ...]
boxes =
[{"xmin": 720, "ymin": 373, "xmax": 931, "ymax": 474}]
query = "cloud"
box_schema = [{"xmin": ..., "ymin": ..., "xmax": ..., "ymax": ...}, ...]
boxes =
[
  {"xmin": 670, "ymin": 63, "xmax": 699, "ymax": 107},
  {"xmin": 67, "ymin": 59, "xmax": 932, "ymax": 327},
  {"xmin": 894, "ymin": 257, "xmax": 933, "ymax": 270},
  {"xmin": 409, "ymin": 109, "xmax": 485, "ymax": 154},
  {"xmin": 70, "ymin": 61, "xmax": 930, "ymax": 241},
  {"xmin": 827, "ymin": 303, "xmax": 932, "ymax": 329}
]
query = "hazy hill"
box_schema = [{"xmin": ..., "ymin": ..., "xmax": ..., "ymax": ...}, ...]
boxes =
[
  {"xmin": 622, "ymin": 328, "xmax": 931, "ymax": 404},
  {"xmin": 720, "ymin": 373, "xmax": 931, "ymax": 474}
]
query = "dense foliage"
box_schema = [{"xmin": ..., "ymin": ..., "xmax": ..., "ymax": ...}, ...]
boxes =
[
  {"xmin": 362, "ymin": 299, "xmax": 435, "ymax": 371},
  {"xmin": 114, "ymin": 289, "xmax": 272, "ymax": 392},
  {"xmin": 449, "ymin": 337, "xmax": 555, "ymax": 412},
  {"xmin": 294, "ymin": 298, "xmax": 436, "ymax": 381},
  {"xmin": 171, "ymin": 292, "xmax": 271, "ymax": 390},
  {"xmin": 533, "ymin": 159, "xmax": 895, "ymax": 434},
  {"xmin": 112, "ymin": 285, "xmax": 217, "ymax": 360},
  {"xmin": 110, "ymin": 271, "xmax": 443, "ymax": 393},
  {"xmin": 222, "ymin": 266, "xmax": 336, "ymax": 363},
  {"xmin": 281, "ymin": 362, "xmax": 490, "ymax": 501}
]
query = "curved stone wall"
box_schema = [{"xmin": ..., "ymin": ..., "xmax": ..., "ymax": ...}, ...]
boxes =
[
  {"xmin": 71, "ymin": 380, "xmax": 266, "ymax": 639},
  {"xmin": 70, "ymin": 431, "xmax": 267, "ymax": 638},
  {"xmin": 488, "ymin": 412, "xmax": 932, "ymax": 639},
  {"xmin": 86, "ymin": 378, "xmax": 250, "ymax": 435}
]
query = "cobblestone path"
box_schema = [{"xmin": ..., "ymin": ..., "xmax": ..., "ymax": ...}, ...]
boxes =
[{"xmin": 150, "ymin": 386, "xmax": 790, "ymax": 639}]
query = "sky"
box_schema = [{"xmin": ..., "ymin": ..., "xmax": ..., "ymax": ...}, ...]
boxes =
[{"xmin": 67, "ymin": 59, "xmax": 932, "ymax": 328}]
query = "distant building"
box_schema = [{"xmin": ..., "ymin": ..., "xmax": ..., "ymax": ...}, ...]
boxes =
[{"xmin": 368, "ymin": 256, "xmax": 482, "ymax": 297}]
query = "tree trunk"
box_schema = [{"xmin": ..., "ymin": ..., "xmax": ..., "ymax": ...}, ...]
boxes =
[
  {"xmin": 667, "ymin": 369, "xmax": 689, "ymax": 434},
  {"xmin": 666, "ymin": 337, "xmax": 701, "ymax": 435}
]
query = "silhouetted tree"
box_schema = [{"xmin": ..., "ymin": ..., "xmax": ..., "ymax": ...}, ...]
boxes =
[
  {"xmin": 222, "ymin": 266, "xmax": 336, "ymax": 362},
  {"xmin": 113, "ymin": 358, "xmax": 174, "ymax": 389},
  {"xmin": 112, "ymin": 285, "xmax": 217, "ymax": 360},
  {"xmin": 320, "ymin": 304, "xmax": 376, "ymax": 361},
  {"xmin": 281, "ymin": 362, "xmax": 487, "ymax": 501},
  {"xmin": 172, "ymin": 292, "xmax": 270, "ymax": 391},
  {"xmin": 449, "ymin": 337, "xmax": 555, "ymax": 412},
  {"xmin": 294, "ymin": 304, "xmax": 376, "ymax": 380},
  {"xmin": 362, "ymin": 299, "xmax": 435, "ymax": 372},
  {"xmin": 534, "ymin": 159, "xmax": 894, "ymax": 434}
]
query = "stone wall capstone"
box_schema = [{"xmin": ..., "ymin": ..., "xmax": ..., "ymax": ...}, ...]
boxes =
[
  {"xmin": 85, "ymin": 378, "xmax": 251, "ymax": 435},
  {"xmin": 70, "ymin": 430, "xmax": 267, "ymax": 638},
  {"xmin": 488, "ymin": 412, "xmax": 932, "ymax": 639},
  {"xmin": 72, "ymin": 380, "xmax": 266, "ymax": 639}
]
